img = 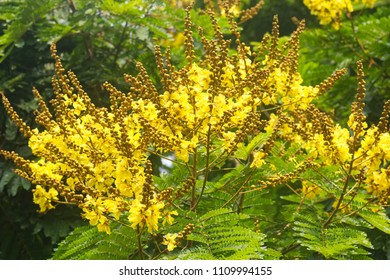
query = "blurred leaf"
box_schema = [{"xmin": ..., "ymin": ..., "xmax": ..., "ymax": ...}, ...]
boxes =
[
  {"xmin": 15, "ymin": 98, "xmax": 38, "ymax": 112},
  {"xmin": 7, "ymin": 175, "xmax": 21, "ymax": 196},
  {"xmin": 101, "ymin": 0, "xmax": 142, "ymax": 17},
  {"xmin": 0, "ymin": 169, "xmax": 15, "ymax": 192},
  {"xmin": 136, "ymin": 26, "xmax": 149, "ymax": 41},
  {"xmin": 5, "ymin": 118, "xmax": 18, "ymax": 141},
  {"xmin": 20, "ymin": 177, "xmax": 31, "ymax": 191}
]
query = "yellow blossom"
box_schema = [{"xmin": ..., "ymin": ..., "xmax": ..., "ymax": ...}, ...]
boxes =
[
  {"xmin": 32, "ymin": 185, "xmax": 59, "ymax": 213},
  {"xmin": 174, "ymin": 147, "xmax": 190, "ymax": 162},
  {"xmin": 104, "ymin": 198, "xmax": 123, "ymax": 220},
  {"xmin": 127, "ymin": 198, "xmax": 165, "ymax": 233},
  {"xmin": 332, "ymin": 125, "xmax": 352, "ymax": 163},
  {"xmin": 162, "ymin": 233, "xmax": 178, "ymax": 251},
  {"xmin": 361, "ymin": 0, "xmax": 376, "ymax": 7},
  {"xmin": 84, "ymin": 208, "xmax": 100, "ymax": 226},
  {"xmin": 97, "ymin": 215, "xmax": 111, "ymax": 234},
  {"xmin": 73, "ymin": 97, "xmax": 86, "ymax": 116},
  {"xmin": 162, "ymin": 210, "xmax": 178, "ymax": 226},
  {"xmin": 144, "ymin": 200, "xmax": 165, "ymax": 233},
  {"xmin": 222, "ymin": 131, "xmax": 236, "ymax": 151},
  {"xmin": 301, "ymin": 181, "xmax": 322, "ymax": 199},
  {"xmin": 128, "ymin": 199, "xmax": 146, "ymax": 229},
  {"xmin": 365, "ymin": 169, "xmax": 390, "ymax": 197},
  {"xmin": 251, "ymin": 151, "xmax": 266, "ymax": 168},
  {"xmin": 2, "ymin": 10, "xmax": 387, "ymax": 257},
  {"xmin": 378, "ymin": 133, "xmax": 390, "ymax": 160}
]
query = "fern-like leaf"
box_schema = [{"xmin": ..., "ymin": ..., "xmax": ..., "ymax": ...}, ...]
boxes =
[
  {"xmin": 52, "ymin": 225, "xmax": 103, "ymax": 260},
  {"xmin": 358, "ymin": 209, "xmax": 390, "ymax": 234},
  {"xmin": 84, "ymin": 224, "xmax": 138, "ymax": 259},
  {"xmin": 175, "ymin": 208, "xmax": 279, "ymax": 260},
  {"xmin": 163, "ymin": 247, "xmax": 217, "ymax": 260},
  {"xmin": 52, "ymin": 223, "xmax": 139, "ymax": 260},
  {"xmin": 293, "ymin": 212, "xmax": 373, "ymax": 259}
]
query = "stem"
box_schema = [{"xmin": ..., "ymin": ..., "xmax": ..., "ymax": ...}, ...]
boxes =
[
  {"xmin": 222, "ymin": 170, "xmax": 253, "ymax": 209},
  {"xmin": 343, "ymin": 197, "xmax": 377, "ymax": 218},
  {"xmin": 136, "ymin": 225, "xmax": 144, "ymax": 260},
  {"xmin": 237, "ymin": 192, "xmax": 245, "ymax": 214},
  {"xmin": 192, "ymin": 125, "xmax": 212, "ymax": 211},
  {"xmin": 66, "ymin": 0, "xmax": 94, "ymax": 60},
  {"xmin": 281, "ymin": 242, "xmax": 300, "ymax": 256},
  {"xmin": 67, "ymin": 0, "xmax": 77, "ymax": 12},
  {"xmin": 112, "ymin": 21, "xmax": 129, "ymax": 68},
  {"xmin": 323, "ymin": 156, "xmax": 355, "ymax": 228},
  {"xmin": 348, "ymin": 12, "xmax": 366, "ymax": 56},
  {"xmin": 190, "ymin": 147, "xmax": 198, "ymax": 211}
]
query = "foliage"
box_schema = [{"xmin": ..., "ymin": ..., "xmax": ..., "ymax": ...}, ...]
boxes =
[
  {"xmin": 1, "ymin": 0, "xmax": 389, "ymax": 260},
  {"xmin": 298, "ymin": 3, "xmax": 390, "ymax": 125},
  {"xmin": 52, "ymin": 223, "xmax": 140, "ymax": 260}
]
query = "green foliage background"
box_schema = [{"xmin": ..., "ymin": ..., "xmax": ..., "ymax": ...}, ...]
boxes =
[{"xmin": 1, "ymin": 0, "xmax": 389, "ymax": 259}]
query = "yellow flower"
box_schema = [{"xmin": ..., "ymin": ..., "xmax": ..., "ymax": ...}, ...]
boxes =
[
  {"xmin": 97, "ymin": 215, "xmax": 111, "ymax": 234},
  {"xmin": 104, "ymin": 198, "xmax": 122, "ymax": 220},
  {"xmin": 144, "ymin": 200, "xmax": 165, "ymax": 233},
  {"xmin": 84, "ymin": 208, "xmax": 100, "ymax": 226},
  {"xmin": 301, "ymin": 181, "xmax": 322, "ymax": 199},
  {"xmin": 265, "ymin": 114, "xmax": 278, "ymax": 134},
  {"xmin": 84, "ymin": 210, "xmax": 112, "ymax": 234},
  {"xmin": 365, "ymin": 169, "xmax": 390, "ymax": 196},
  {"xmin": 128, "ymin": 199, "xmax": 146, "ymax": 229},
  {"xmin": 221, "ymin": 131, "xmax": 236, "ymax": 151},
  {"xmin": 174, "ymin": 147, "xmax": 189, "ymax": 162},
  {"xmin": 127, "ymin": 198, "xmax": 165, "ymax": 233},
  {"xmin": 332, "ymin": 125, "xmax": 352, "ymax": 163},
  {"xmin": 162, "ymin": 210, "xmax": 178, "ymax": 226},
  {"xmin": 162, "ymin": 233, "xmax": 178, "ymax": 251},
  {"xmin": 188, "ymin": 63, "xmax": 212, "ymax": 89},
  {"xmin": 163, "ymin": 32, "xmax": 186, "ymax": 48},
  {"xmin": 251, "ymin": 151, "xmax": 266, "ymax": 168},
  {"xmin": 32, "ymin": 185, "xmax": 58, "ymax": 213},
  {"xmin": 378, "ymin": 133, "xmax": 390, "ymax": 161},
  {"xmin": 361, "ymin": 0, "xmax": 376, "ymax": 7},
  {"xmin": 73, "ymin": 97, "xmax": 86, "ymax": 116}
]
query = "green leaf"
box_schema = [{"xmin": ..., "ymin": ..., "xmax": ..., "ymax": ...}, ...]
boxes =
[
  {"xmin": 52, "ymin": 223, "xmax": 139, "ymax": 260},
  {"xmin": 358, "ymin": 210, "xmax": 390, "ymax": 234},
  {"xmin": 293, "ymin": 212, "xmax": 373, "ymax": 259},
  {"xmin": 234, "ymin": 132, "xmax": 270, "ymax": 160},
  {"xmin": 101, "ymin": 0, "xmax": 142, "ymax": 17},
  {"xmin": 180, "ymin": 208, "xmax": 278, "ymax": 260},
  {"xmin": 5, "ymin": 118, "xmax": 18, "ymax": 141},
  {"xmin": 52, "ymin": 225, "xmax": 103, "ymax": 260},
  {"xmin": 85, "ymin": 225, "xmax": 138, "ymax": 259},
  {"xmin": 163, "ymin": 247, "xmax": 216, "ymax": 260},
  {"xmin": 0, "ymin": 169, "xmax": 15, "ymax": 193},
  {"xmin": 7, "ymin": 175, "xmax": 21, "ymax": 196},
  {"xmin": 15, "ymin": 98, "xmax": 38, "ymax": 112},
  {"xmin": 136, "ymin": 26, "xmax": 149, "ymax": 41}
]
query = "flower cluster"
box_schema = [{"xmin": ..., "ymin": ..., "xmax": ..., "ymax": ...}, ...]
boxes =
[
  {"xmin": 304, "ymin": 0, "xmax": 377, "ymax": 29},
  {"xmin": 1, "ymin": 43, "xmax": 178, "ymax": 235},
  {"xmin": 1, "ymin": 4, "xmax": 388, "ymax": 254}
]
